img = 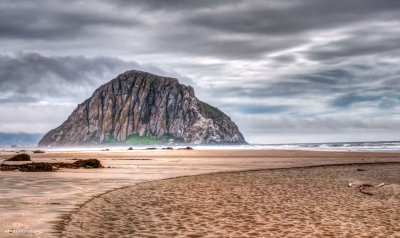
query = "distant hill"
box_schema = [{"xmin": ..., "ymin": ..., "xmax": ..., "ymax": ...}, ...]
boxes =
[
  {"xmin": 39, "ymin": 70, "xmax": 246, "ymax": 147},
  {"xmin": 0, "ymin": 132, "xmax": 43, "ymax": 147}
]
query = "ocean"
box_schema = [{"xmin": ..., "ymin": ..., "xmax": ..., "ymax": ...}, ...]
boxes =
[{"xmin": 194, "ymin": 141, "xmax": 400, "ymax": 152}]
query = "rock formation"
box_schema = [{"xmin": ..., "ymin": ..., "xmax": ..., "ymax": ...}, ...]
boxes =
[{"xmin": 39, "ymin": 70, "xmax": 246, "ymax": 146}]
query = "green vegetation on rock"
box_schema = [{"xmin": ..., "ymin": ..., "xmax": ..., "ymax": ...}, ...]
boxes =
[
  {"xmin": 102, "ymin": 133, "xmax": 184, "ymax": 145},
  {"xmin": 78, "ymin": 96, "xmax": 92, "ymax": 107},
  {"xmin": 199, "ymin": 101, "xmax": 225, "ymax": 123}
]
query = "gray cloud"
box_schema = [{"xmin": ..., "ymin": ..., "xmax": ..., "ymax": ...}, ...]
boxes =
[
  {"xmin": 0, "ymin": 53, "xmax": 137, "ymax": 101},
  {"xmin": 233, "ymin": 116, "xmax": 400, "ymax": 143},
  {"xmin": 0, "ymin": 0, "xmax": 141, "ymax": 40},
  {"xmin": 109, "ymin": 0, "xmax": 242, "ymax": 11},
  {"xmin": 188, "ymin": 0, "xmax": 400, "ymax": 35},
  {"xmin": 307, "ymin": 33, "xmax": 400, "ymax": 62},
  {"xmin": 239, "ymin": 117, "xmax": 400, "ymax": 134},
  {"xmin": 0, "ymin": 53, "xmax": 193, "ymax": 103},
  {"xmin": 222, "ymin": 104, "xmax": 291, "ymax": 115},
  {"xmin": 330, "ymin": 94, "xmax": 382, "ymax": 108}
]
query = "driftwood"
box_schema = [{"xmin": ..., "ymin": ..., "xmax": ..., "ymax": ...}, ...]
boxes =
[{"xmin": 359, "ymin": 184, "xmax": 374, "ymax": 196}]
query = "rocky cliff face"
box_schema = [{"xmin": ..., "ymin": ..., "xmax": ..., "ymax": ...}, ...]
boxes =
[{"xmin": 39, "ymin": 70, "xmax": 246, "ymax": 147}]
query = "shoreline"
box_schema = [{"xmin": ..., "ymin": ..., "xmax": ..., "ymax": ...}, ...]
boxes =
[{"xmin": 1, "ymin": 150, "xmax": 400, "ymax": 237}]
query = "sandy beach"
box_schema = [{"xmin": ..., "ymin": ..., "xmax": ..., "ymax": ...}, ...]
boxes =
[
  {"xmin": 64, "ymin": 163, "xmax": 400, "ymax": 238},
  {"xmin": 1, "ymin": 149, "xmax": 400, "ymax": 237}
]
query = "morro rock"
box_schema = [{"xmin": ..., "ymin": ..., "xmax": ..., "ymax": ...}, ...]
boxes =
[{"xmin": 39, "ymin": 70, "xmax": 246, "ymax": 147}]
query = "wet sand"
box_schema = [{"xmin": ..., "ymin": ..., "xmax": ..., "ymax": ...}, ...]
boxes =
[{"xmin": 1, "ymin": 149, "xmax": 400, "ymax": 237}]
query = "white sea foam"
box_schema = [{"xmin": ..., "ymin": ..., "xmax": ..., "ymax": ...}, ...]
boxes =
[{"xmin": 2, "ymin": 141, "xmax": 400, "ymax": 152}]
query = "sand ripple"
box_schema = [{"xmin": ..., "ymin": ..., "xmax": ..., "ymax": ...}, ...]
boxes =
[{"xmin": 62, "ymin": 164, "xmax": 400, "ymax": 237}]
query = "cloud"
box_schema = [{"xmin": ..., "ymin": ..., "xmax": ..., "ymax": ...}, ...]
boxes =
[
  {"xmin": 233, "ymin": 116, "xmax": 400, "ymax": 143},
  {"xmin": 1, "ymin": 0, "xmax": 400, "ymax": 143},
  {"xmin": 239, "ymin": 116, "xmax": 400, "ymax": 133},
  {"xmin": 221, "ymin": 104, "xmax": 291, "ymax": 115},
  {"xmin": 109, "ymin": 0, "xmax": 242, "ymax": 11},
  {"xmin": 330, "ymin": 94, "xmax": 382, "ymax": 108},
  {"xmin": 187, "ymin": 0, "xmax": 400, "ymax": 36},
  {"xmin": 0, "ymin": 53, "xmax": 138, "ymax": 102},
  {"xmin": 307, "ymin": 30, "xmax": 400, "ymax": 62},
  {"xmin": 0, "ymin": 103, "xmax": 75, "ymax": 133},
  {"xmin": 0, "ymin": 0, "xmax": 141, "ymax": 40}
]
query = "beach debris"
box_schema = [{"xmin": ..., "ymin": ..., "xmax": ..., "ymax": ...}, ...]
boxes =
[
  {"xmin": 348, "ymin": 182, "xmax": 352, "ymax": 187},
  {"xmin": 33, "ymin": 150, "xmax": 45, "ymax": 154},
  {"xmin": 128, "ymin": 147, "xmax": 134, "ymax": 150},
  {"xmin": 178, "ymin": 146, "xmax": 194, "ymax": 150},
  {"xmin": 358, "ymin": 183, "xmax": 384, "ymax": 196},
  {"xmin": 72, "ymin": 159, "xmax": 103, "ymax": 168},
  {"xmin": 356, "ymin": 168, "xmax": 366, "ymax": 171},
  {"xmin": 162, "ymin": 147, "xmax": 173, "ymax": 150},
  {"xmin": 5, "ymin": 153, "xmax": 31, "ymax": 161},
  {"xmin": 0, "ymin": 159, "xmax": 104, "ymax": 172},
  {"xmin": 1, "ymin": 162, "xmax": 54, "ymax": 172}
]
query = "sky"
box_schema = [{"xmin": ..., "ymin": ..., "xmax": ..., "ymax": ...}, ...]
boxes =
[{"xmin": 0, "ymin": 0, "xmax": 400, "ymax": 144}]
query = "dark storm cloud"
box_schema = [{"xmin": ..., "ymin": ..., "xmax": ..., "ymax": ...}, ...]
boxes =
[
  {"xmin": 307, "ymin": 34, "xmax": 400, "ymax": 61},
  {"xmin": 2, "ymin": 0, "xmax": 400, "ymax": 61},
  {"xmin": 0, "ymin": 0, "xmax": 141, "ymax": 40},
  {"xmin": 0, "ymin": 53, "xmax": 138, "ymax": 99},
  {"xmin": 144, "ymin": 0, "xmax": 400, "ymax": 60},
  {"xmin": 118, "ymin": 0, "xmax": 400, "ymax": 60},
  {"xmin": 271, "ymin": 55, "xmax": 297, "ymax": 63},
  {"xmin": 151, "ymin": 29, "xmax": 307, "ymax": 59},
  {"xmin": 188, "ymin": 0, "xmax": 400, "ymax": 36},
  {"xmin": 0, "ymin": 53, "xmax": 192, "ymax": 103}
]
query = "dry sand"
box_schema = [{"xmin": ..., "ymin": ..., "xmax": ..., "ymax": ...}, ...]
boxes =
[
  {"xmin": 63, "ymin": 163, "xmax": 400, "ymax": 238},
  {"xmin": 1, "ymin": 149, "xmax": 400, "ymax": 237}
]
